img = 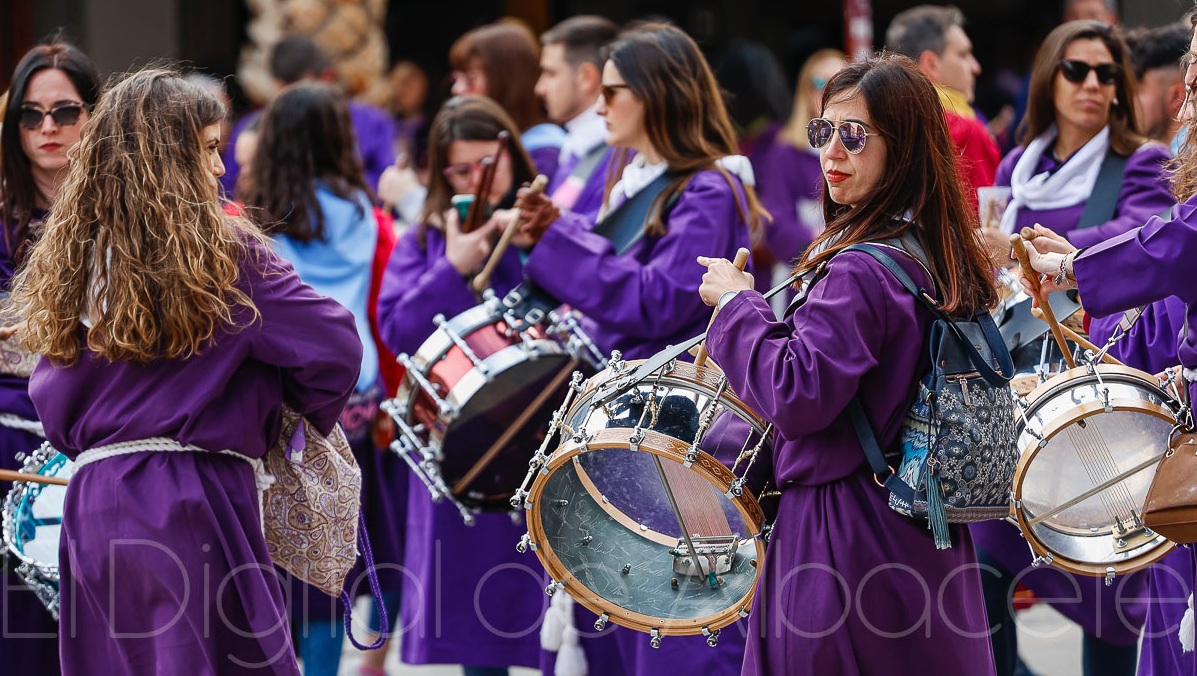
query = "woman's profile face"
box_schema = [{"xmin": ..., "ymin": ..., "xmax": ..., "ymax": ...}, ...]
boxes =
[
  {"xmin": 1052, "ymin": 37, "xmax": 1118, "ymax": 137},
  {"xmin": 444, "ymin": 138, "xmax": 513, "ymax": 205},
  {"xmin": 18, "ymin": 68, "xmax": 88, "ymax": 180},
  {"xmin": 596, "ymin": 61, "xmax": 647, "ymax": 154},
  {"xmin": 817, "ymin": 91, "xmax": 886, "ymax": 208},
  {"xmin": 201, "ymin": 123, "xmax": 225, "ymax": 184}
]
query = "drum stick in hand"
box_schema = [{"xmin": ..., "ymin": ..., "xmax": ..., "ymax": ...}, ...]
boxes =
[
  {"xmin": 471, "ymin": 174, "xmax": 549, "ymax": 293},
  {"xmin": 1010, "ymin": 234, "xmax": 1076, "ymax": 369},
  {"xmin": 1029, "ymin": 306, "xmax": 1123, "ymax": 366},
  {"xmin": 694, "ymin": 247, "xmax": 750, "ymax": 368}
]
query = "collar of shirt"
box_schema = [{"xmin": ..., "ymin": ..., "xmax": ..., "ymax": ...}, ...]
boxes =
[{"xmin": 558, "ymin": 105, "xmax": 608, "ymax": 164}]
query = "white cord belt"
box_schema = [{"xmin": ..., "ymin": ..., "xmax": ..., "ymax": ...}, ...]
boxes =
[{"xmin": 0, "ymin": 413, "xmax": 45, "ymax": 438}]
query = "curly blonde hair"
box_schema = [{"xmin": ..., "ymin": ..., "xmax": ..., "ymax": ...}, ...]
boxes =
[{"xmin": 10, "ymin": 68, "xmax": 265, "ymax": 364}]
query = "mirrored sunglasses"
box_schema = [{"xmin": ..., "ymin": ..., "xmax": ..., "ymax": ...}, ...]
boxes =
[
  {"xmin": 18, "ymin": 103, "xmax": 84, "ymax": 130},
  {"xmin": 806, "ymin": 117, "xmax": 871, "ymax": 154},
  {"xmin": 1058, "ymin": 60, "xmax": 1120, "ymax": 86}
]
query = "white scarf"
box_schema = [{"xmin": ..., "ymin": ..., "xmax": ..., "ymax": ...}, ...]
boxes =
[
  {"xmin": 610, "ymin": 153, "xmax": 756, "ymax": 203},
  {"xmin": 1000, "ymin": 125, "xmax": 1110, "ymax": 234}
]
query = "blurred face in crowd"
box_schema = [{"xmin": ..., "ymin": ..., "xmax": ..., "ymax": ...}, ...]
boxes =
[
  {"xmin": 1135, "ymin": 66, "xmax": 1184, "ymax": 142},
  {"xmin": 1053, "ymin": 37, "xmax": 1118, "ymax": 138},
  {"xmin": 597, "ymin": 61, "xmax": 649, "ymax": 155},
  {"xmin": 451, "ymin": 60, "xmax": 488, "ymax": 97},
  {"xmin": 817, "ymin": 90, "xmax": 886, "ymax": 208},
  {"xmin": 19, "ymin": 68, "xmax": 88, "ymax": 183},
  {"xmin": 809, "ymin": 55, "xmax": 847, "ymax": 118},
  {"xmin": 926, "ymin": 25, "xmax": 981, "ymax": 102},
  {"xmin": 1182, "ymin": 29, "xmax": 1197, "ymax": 123},
  {"xmin": 444, "ymin": 138, "xmax": 512, "ymax": 205},
  {"xmin": 535, "ymin": 43, "xmax": 588, "ymax": 124},
  {"xmin": 1064, "ymin": 0, "xmax": 1116, "ymax": 25}
]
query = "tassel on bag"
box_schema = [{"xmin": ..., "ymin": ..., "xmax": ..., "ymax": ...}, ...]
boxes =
[
  {"xmin": 1181, "ymin": 593, "xmax": 1194, "ymax": 653},
  {"xmin": 926, "ymin": 461, "xmax": 951, "ymax": 550}
]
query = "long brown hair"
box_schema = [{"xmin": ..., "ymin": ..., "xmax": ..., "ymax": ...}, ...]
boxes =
[
  {"xmin": 0, "ymin": 41, "xmax": 100, "ymax": 263},
  {"xmin": 11, "ymin": 69, "xmax": 264, "ymax": 364},
  {"xmin": 604, "ymin": 23, "xmax": 768, "ymax": 241},
  {"xmin": 1019, "ymin": 20, "xmax": 1145, "ymax": 156},
  {"xmin": 420, "ymin": 95, "xmax": 536, "ymax": 242},
  {"xmin": 449, "ymin": 21, "xmax": 547, "ymax": 132},
  {"xmin": 240, "ymin": 81, "xmax": 370, "ymax": 244},
  {"xmin": 797, "ymin": 55, "xmax": 996, "ymax": 317}
]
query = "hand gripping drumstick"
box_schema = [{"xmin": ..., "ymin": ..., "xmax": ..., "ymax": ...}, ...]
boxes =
[
  {"xmin": 1009, "ymin": 233, "xmax": 1076, "ymax": 369},
  {"xmin": 471, "ymin": 174, "xmax": 549, "ymax": 293},
  {"xmin": 0, "ymin": 468, "xmax": 68, "ymax": 486},
  {"xmin": 694, "ymin": 247, "xmax": 751, "ymax": 368}
]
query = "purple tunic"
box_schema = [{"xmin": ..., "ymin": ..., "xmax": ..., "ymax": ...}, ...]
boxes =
[
  {"xmin": 994, "ymin": 142, "xmax": 1173, "ymax": 248},
  {"xmin": 30, "ymin": 242, "xmax": 362, "ymax": 675},
  {"xmin": 521, "ymin": 123, "xmax": 566, "ymax": 181},
  {"xmin": 524, "ymin": 169, "xmax": 755, "ymax": 360},
  {"xmin": 706, "ymin": 251, "xmax": 995, "ymax": 675},
  {"xmin": 748, "ymin": 124, "xmax": 824, "ymax": 295},
  {"xmin": 375, "ymin": 225, "xmax": 544, "ymax": 668},
  {"xmin": 548, "ymin": 146, "xmax": 625, "ymax": 223},
  {"xmin": 0, "ymin": 218, "xmax": 62, "ymax": 675},
  {"xmin": 221, "ymin": 102, "xmax": 397, "ymax": 196}
]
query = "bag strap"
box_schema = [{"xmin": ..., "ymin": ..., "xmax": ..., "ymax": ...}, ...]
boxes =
[
  {"xmin": 1077, "ymin": 152, "xmax": 1128, "ymax": 230},
  {"xmin": 341, "ymin": 510, "xmax": 388, "ymax": 650},
  {"xmin": 847, "ymin": 397, "xmax": 915, "ymax": 503},
  {"xmin": 843, "ymin": 243, "xmax": 1013, "ymax": 386}
]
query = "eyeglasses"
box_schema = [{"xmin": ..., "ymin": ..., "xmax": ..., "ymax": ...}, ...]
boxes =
[
  {"xmin": 18, "ymin": 103, "xmax": 84, "ymax": 130},
  {"xmin": 442, "ymin": 156, "xmax": 494, "ymax": 183},
  {"xmin": 600, "ymin": 84, "xmax": 631, "ymax": 105},
  {"xmin": 806, "ymin": 117, "xmax": 873, "ymax": 154},
  {"xmin": 1058, "ymin": 60, "xmax": 1120, "ymax": 86}
]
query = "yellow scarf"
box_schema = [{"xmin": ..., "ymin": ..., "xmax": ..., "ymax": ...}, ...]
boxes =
[{"xmin": 936, "ymin": 85, "xmax": 975, "ymax": 119}]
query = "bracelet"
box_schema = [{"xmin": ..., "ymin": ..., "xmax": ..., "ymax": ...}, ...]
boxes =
[{"xmin": 1052, "ymin": 253, "xmax": 1075, "ymax": 288}]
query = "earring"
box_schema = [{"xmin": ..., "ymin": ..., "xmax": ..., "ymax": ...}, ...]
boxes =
[{"xmin": 1113, "ymin": 97, "xmax": 1119, "ymax": 105}]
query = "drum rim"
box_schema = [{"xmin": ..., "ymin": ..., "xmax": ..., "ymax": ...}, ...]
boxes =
[
  {"xmin": 1011, "ymin": 369, "xmax": 1177, "ymax": 577},
  {"xmin": 525, "ymin": 429, "xmax": 766, "ymax": 634},
  {"xmin": 407, "ymin": 303, "xmax": 510, "ymax": 370},
  {"xmin": 2, "ymin": 446, "xmax": 69, "ymax": 576}
]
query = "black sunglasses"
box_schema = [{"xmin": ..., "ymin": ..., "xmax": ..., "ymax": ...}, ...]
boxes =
[
  {"xmin": 600, "ymin": 83, "xmax": 631, "ymax": 105},
  {"xmin": 18, "ymin": 103, "xmax": 85, "ymax": 130},
  {"xmin": 1058, "ymin": 60, "xmax": 1120, "ymax": 86}
]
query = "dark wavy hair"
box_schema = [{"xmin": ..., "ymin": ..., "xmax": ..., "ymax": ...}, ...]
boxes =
[
  {"xmin": 604, "ymin": 23, "xmax": 767, "ymax": 241},
  {"xmin": 797, "ymin": 54, "xmax": 997, "ymax": 317},
  {"xmin": 0, "ymin": 41, "xmax": 100, "ymax": 262},
  {"xmin": 240, "ymin": 81, "xmax": 370, "ymax": 244},
  {"xmin": 1019, "ymin": 20, "xmax": 1144, "ymax": 156}
]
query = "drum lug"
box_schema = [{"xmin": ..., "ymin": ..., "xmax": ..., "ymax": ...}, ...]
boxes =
[
  {"xmin": 683, "ymin": 449, "xmax": 698, "ymax": 468},
  {"xmin": 1105, "ymin": 567, "xmax": 1116, "ymax": 586},
  {"xmin": 1031, "ymin": 552, "xmax": 1053, "ymax": 568},
  {"xmin": 649, "ymin": 628, "xmax": 662, "ymax": 649},
  {"xmin": 545, "ymin": 580, "xmax": 566, "ymax": 596},
  {"xmin": 594, "ymin": 613, "xmax": 610, "ymax": 631},
  {"xmin": 702, "ymin": 626, "xmax": 720, "ymax": 647},
  {"xmin": 726, "ymin": 478, "xmax": 745, "ymax": 498},
  {"xmin": 628, "ymin": 429, "xmax": 644, "ymax": 453},
  {"xmin": 739, "ymin": 607, "xmax": 750, "ymax": 618},
  {"xmin": 516, "ymin": 533, "xmax": 537, "ymax": 553}
]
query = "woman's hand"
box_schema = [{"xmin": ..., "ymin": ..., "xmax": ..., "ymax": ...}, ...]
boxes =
[
  {"xmin": 1017, "ymin": 226, "xmax": 1079, "ymax": 296},
  {"xmin": 697, "ymin": 256, "xmax": 754, "ymax": 306},
  {"xmin": 513, "ymin": 183, "xmax": 560, "ymax": 246},
  {"xmin": 377, "ymin": 159, "xmax": 421, "ymax": 208},
  {"xmin": 444, "ymin": 208, "xmax": 500, "ymax": 276}
]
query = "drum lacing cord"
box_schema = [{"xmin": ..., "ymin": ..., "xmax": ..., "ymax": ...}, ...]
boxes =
[
  {"xmin": 0, "ymin": 413, "xmax": 44, "ymax": 438},
  {"xmin": 74, "ymin": 438, "xmax": 275, "ymax": 532}
]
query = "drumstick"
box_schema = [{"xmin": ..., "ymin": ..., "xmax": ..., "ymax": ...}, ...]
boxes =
[
  {"xmin": 1029, "ymin": 306, "xmax": 1124, "ymax": 366},
  {"xmin": 694, "ymin": 248, "xmax": 751, "ymax": 368},
  {"xmin": 1009, "ymin": 234, "xmax": 1076, "ymax": 369},
  {"xmin": 0, "ymin": 325, "xmax": 16, "ymax": 341},
  {"xmin": 0, "ymin": 468, "xmax": 68, "ymax": 486},
  {"xmin": 471, "ymin": 174, "xmax": 549, "ymax": 293}
]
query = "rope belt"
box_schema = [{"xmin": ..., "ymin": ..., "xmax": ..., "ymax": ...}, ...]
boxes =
[{"xmin": 0, "ymin": 413, "xmax": 45, "ymax": 438}]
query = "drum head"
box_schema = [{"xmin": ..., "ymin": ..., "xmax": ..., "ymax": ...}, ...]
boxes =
[
  {"xmin": 1014, "ymin": 367, "xmax": 1176, "ymax": 576},
  {"xmin": 3, "ymin": 445, "xmax": 73, "ymax": 618}
]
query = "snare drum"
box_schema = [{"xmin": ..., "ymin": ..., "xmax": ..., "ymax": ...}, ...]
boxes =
[
  {"xmin": 514, "ymin": 357, "xmax": 775, "ymax": 646},
  {"xmin": 383, "ymin": 287, "xmax": 605, "ymax": 522},
  {"xmin": 2, "ymin": 443, "xmax": 73, "ymax": 618},
  {"xmin": 1011, "ymin": 364, "xmax": 1179, "ymax": 578}
]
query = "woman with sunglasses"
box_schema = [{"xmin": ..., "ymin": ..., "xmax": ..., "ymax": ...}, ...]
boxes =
[
  {"xmin": 972, "ymin": 20, "xmax": 1173, "ymax": 676},
  {"xmin": 507, "ymin": 23, "xmax": 764, "ymax": 676},
  {"xmin": 0, "ymin": 40, "xmax": 99, "ymax": 675},
  {"xmin": 696, "ymin": 54, "xmax": 998, "ymax": 676},
  {"xmin": 375, "ymin": 94, "xmax": 545, "ymax": 676}
]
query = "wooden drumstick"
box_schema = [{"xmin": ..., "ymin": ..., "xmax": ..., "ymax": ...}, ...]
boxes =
[
  {"xmin": 1028, "ymin": 306, "xmax": 1124, "ymax": 366},
  {"xmin": 471, "ymin": 174, "xmax": 549, "ymax": 293},
  {"xmin": 694, "ymin": 247, "xmax": 751, "ymax": 369},
  {"xmin": 1010, "ymin": 234, "xmax": 1076, "ymax": 369},
  {"xmin": 0, "ymin": 468, "xmax": 68, "ymax": 486},
  {"xmin": 0, "ymin": 325, "xmax": 16, "ymax": 341}
]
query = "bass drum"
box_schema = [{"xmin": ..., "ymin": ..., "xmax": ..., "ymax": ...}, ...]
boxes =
[
  {"xmin": 516, "ymin": 358, "xmax": 775, "ymax": 646},
  {"xmin": 2, "ymin": 443, "xmax": 73, "ymax": 618}
]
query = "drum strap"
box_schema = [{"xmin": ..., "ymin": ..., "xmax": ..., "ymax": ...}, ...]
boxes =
[
  {"xmin": 1076, "ymin": 152, "xmax": 1128, "ymax": 230},
  {"xmin": 591, "ymin": 172, "xmax": 678, "ymax": 255}
]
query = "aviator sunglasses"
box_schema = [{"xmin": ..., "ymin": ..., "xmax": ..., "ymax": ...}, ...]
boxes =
[
  {"xmin": 1058, "ymin": 60, "xmax": 1120, "ymax": 86},
  {"xmin": 806, "ymin": 117, "xmax": 872, "ymax": 154},
  {"xmin": 18, "ymin": 103, "xmax": 85, "ymax": 130}
]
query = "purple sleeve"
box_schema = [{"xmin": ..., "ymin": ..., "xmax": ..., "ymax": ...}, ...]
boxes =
[
  {"xmin": 351, "ymin": 103, "xmax": 398, "ymax": 191},
  {"xmin": 1075, "ymin": 196, "xmax": 1197, "ymax": 316},
  {"xmin": 1088, "ymin": 297, "xmax": 1185, "ymax": 374},
  {"xmin": 529, "ymin": 145, "xmax": 561, "ymax": 180},
  {"xmin": 1068, "ymin": 144, "xmax": 1174, "ymax": 248},
  {"xmin": 246, "ymin": 246, "xmax": 363, "ymax": 434},
  {"xmin": 375, "ymin": 227, "xmax": 479, "ymax": 357},
  {"xmin": 704, "ymin": 253, "xmax": 896, "ymax": 441},
  {"xmin": 524, "ymin": 171, "xmax": 751, "ymax": 341},
  {"xmin": 993, "ymin": 146, "xmax": 1023, "ymax": 187}
]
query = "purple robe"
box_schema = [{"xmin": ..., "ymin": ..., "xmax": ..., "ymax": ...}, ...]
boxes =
[
  {"xmin": 705, "ymin": 251, "xmax": 995, "ymax": 676},
  {"xmin": 221, "ymin": 101, "xmax": 397, "ymax": 196},
  {"xmin": 548, "ymin": 146, "xmax": 626, "ymax": 223},
  {"xmin": 375, "ymin": 225, "xmax": 544, "ymax": 668},
  {"xmin": 1073, "ymin": 197, "xmax": 1197, "ymax": 673},
  {"xmin": 748, "ymin": 124, "xmax": 824, "ymax": 295},
  {"xmin": 522, "ymin": 123, "xmax": 566, "ymax": 181},
  {"xmin": 30, "ymin": 243, "xmax": 362, "ymax": 675},
  {"xmin": 994, "ymin": 142, "xmax": 1173, "ymax": 248},
  {"xmin": 1090, "ymin": 295, "xmax": 1193, "ymax": 675},
  {"xmin": 524, "ymin": 169, "xmax": 755, "ymax": 360},
  {"xmin": 0, "ymin": 218, "xmax": 62, "ymax": 675}
]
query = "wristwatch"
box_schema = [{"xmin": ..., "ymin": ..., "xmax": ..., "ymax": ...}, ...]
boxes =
[{"xmin": 716, "ymin": 290, "xmax": 740, "ymax": 310}]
